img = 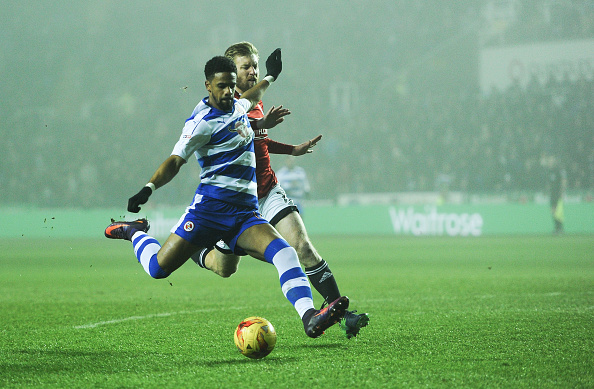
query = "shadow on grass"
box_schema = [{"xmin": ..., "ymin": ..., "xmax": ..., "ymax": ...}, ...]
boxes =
[
  {"xmin": 3, "ymin": 348, "xmax": 165, "ymax": 376},
  {"xmin": 298, "ymin": 343, "xmax": 345, "ymax": 349},
  {"xmin": 203, "ymin": 355, "xmax": 298, "ymax": 366},
  {"xmin": 202, "ymin": 344, "xmax": 344, "ymax": 366},
  {"xmin": 4, "ymin": 347, "xmax": 302, "ymax": 373},
  {"xmin": 3, "ymin": 343, "xmax": 346, "ymax": 377}
]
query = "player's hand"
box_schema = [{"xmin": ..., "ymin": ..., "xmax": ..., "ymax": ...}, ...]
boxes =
[
  {"xmin": 292, "ymin": 135, "xmax": 322, "ymax": 156},
  {"xmin": 265, "ymin": 48, "xmax": 282, "ymax": 80},
  {"xmin": 260, "ymin": 105, "xmax": 291, "ymax": 129},
  {"xmin": 128, "ymin": 186, "xmax": 152, "ymax": 213}
]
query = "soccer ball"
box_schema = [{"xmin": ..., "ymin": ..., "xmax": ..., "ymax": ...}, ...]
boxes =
[{"xmin": 234, "ymin": 316, "xmax": 277, "ymax": 359}]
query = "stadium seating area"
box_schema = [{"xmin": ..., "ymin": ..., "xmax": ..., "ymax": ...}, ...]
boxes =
[
  {"xmin": 322, "ymin": 74, "xmax": 593, "ymax": 198},
  {"xmin": 6, "ymin": 71, "xmax": 588, "ymax": 207},
  {"xmin": 2, "ymin": 1, "xmax": 592, "ymax": 207}
]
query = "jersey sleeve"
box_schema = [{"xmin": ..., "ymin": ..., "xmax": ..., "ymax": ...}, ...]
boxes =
[
  {"xmin": 237, "ymin": 98, "xmax": 252, "ymax": 114},
  {"xmin": 171, "ymin": 119, "xmax": 212, "ymax": 161},
  {"xmin": 266, "ymin": 138, "xmax": 295, "ymax": 155}
]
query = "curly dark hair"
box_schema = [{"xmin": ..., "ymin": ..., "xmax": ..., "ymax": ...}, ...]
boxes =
[{"xmin": 204, "ymin": 56, "xmax": 237, "ymax": 81}]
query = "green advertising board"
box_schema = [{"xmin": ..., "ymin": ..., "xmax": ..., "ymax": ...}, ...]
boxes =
[
  {"xmin": 1, "ymin": 202, "xmax": 592, "ymax": 239},
  {"xmin": 301, "ymin": 203, "xmax": 593, "ymax": 236}
]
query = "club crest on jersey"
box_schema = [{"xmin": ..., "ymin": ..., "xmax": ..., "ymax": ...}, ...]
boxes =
[
  {"xmin": 229, "ymin": 121, "xmax": 249, "ymax": 136},
  {"xmin": 183, "ymin": 221, "xmax": 194, "ymax": 232}
]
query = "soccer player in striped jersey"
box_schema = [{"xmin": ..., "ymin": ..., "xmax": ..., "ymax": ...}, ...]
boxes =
[
  {"xmin": 105, "ymin": 52, "xmax": 348, "ymax": 338},
  {"xmin": 193, "ymin": 42, "xmax": 369, "ymax": 339}
]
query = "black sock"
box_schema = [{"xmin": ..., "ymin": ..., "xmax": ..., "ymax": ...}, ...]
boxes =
[
  {"xmin": 301, "ymin": 308, "xmax": 316, "ymax": 329},
  {"xmin": 305, "ymin": 259, "xmax": 341, "ymax": 305},
  {"xmin": 192, "ymin": 247, "xmax": 212, "ymax": 269}
]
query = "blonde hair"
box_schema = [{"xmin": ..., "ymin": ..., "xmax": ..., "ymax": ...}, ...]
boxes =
[{"xmin": 224, "ymin": 41, "xmax": 259, "ymax": 61}]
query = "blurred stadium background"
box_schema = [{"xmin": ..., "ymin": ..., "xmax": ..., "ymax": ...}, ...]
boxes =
[{"xmin": 1, "ymin": 0, "xmax": 593, "ymax": 236}]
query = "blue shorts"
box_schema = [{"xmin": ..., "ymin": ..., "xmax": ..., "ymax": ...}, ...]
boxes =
[{"xmin": 171, "ymin": 194, "xmax": 268, "ymax": 255}]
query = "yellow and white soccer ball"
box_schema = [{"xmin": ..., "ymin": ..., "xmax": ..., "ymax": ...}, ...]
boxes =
[{"xmin": 234, "ymin": 316, "xmax": 277, "ymax": 359}]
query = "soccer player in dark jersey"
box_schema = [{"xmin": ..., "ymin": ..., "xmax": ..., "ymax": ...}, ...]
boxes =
[{"xmin": 193, "ymin": 42, "xmax": 369, "ymax": 339}]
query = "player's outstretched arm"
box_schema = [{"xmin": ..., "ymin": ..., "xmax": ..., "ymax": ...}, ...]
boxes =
[
  {"xmin": 127, "ymin": 155, "xmax": 186, "ymax": 213},
  {"xmin": 292, "ymin": 135, "xmax": 322, "ymax": 156}
]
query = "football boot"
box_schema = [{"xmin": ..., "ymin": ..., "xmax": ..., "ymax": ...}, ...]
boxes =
[
  {"xmin": 105, "ymin": 218, "xmax": 149, "ymax": 241},
  {"xmin": 340, "ymin": 310, "xmax": 370, "ymax": 339},
  {"xmin": 304, "ymin": 296, "xmax": 349, "ymax": 338}
]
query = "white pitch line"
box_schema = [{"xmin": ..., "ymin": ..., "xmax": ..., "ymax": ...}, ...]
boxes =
[
  {"xmin": 75, "ymin": 311, "xmax": 187, "ymax": 329},
  {"xmin": 74, "ymin": 306, "xmax": 245, "ymax": 329},
  {"xmin": 74, "ymin": 298, "xmax": 380, "ymax": 330}
]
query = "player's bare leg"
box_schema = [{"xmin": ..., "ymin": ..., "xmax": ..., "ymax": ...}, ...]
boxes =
[
  {"xmin": 235, "ymin": 223, "xmax": 284, "ymax": 261},
  {"xmin": 105, "ymin": 219, "xmax": 199, "ymax": 279},
  {"xmin": 204, "ymin": 249, "xmax": 241, "ymax": 278},
  {"xmin": 156, "ymin": 233, "xmax": 203, "ymax": 274},
  {"xmin": 198, "ymin": 212, "xmax": 319, "ymax": 276},
  {"xmin": 274, "ymin": 211, "xmax": 321, "ymax": 268}
]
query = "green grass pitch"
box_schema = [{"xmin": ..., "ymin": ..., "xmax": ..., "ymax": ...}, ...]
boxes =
[{"xmin": 1, "ymin": 235, "xmax": 592, "ymax": 388}]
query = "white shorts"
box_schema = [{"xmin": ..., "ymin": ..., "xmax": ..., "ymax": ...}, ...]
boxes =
[{"xmin": 258, "ymin": 184, "xmax": 299, "ymax": 225}]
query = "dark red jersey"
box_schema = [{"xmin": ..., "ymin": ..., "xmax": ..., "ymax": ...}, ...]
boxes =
[{"xmin": 237, "ymin": 94, "xmax": 294, "ymax": 198}]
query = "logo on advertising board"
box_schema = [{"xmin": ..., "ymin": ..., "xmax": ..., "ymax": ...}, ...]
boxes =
[{"xmin": 388, "ymin": 206, "xmax": 483, "ymax": 236}]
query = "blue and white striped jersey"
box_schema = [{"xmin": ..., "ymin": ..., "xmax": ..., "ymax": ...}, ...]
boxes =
[
  {"xmin": 171, "ymin": 97, "xmax": 257, "ymax": 207},
  {"xmin": 276, "ymin": 165, "xmax": 310, "ymax": 201}
]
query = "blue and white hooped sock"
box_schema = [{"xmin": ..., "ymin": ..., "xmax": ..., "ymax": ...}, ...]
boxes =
[
  {"xmin": 131, "ymin": 231, "xmax": 169, "ymax": 279},
  {"xmin": 264, "ymin": 238, "xmax": 314, "ymax": 318}
]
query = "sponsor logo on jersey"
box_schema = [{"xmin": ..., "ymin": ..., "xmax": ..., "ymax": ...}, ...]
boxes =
[{"xmin": 254, "ymin": 128, "xmax": 268, "ymax": 139}]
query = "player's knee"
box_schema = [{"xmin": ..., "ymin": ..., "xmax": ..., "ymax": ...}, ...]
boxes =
[
  {"xmin": 212, "ymin": 256, "xmax": 240, "ymax": 278},
  {"xmin": 217, "ymin": 263, "xmax": 238, "ymax": 278},
  {"xmin": 294, "ymin": 240, "xmax": 319, "ymax": 268}
]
